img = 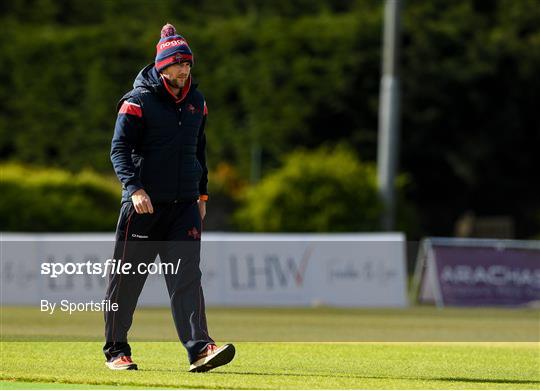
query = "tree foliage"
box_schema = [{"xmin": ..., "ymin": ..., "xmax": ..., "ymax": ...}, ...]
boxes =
[
  {"xmin": 0, "ymin": 0, "xmax": 539, "ymax": 237},
  {"xmin": 0, "ymin": 164, "xmax": 119, "ymax": 231},
  {"xmin": 235, "ymin": 146, "xmax": 417, "ymax": 233}
]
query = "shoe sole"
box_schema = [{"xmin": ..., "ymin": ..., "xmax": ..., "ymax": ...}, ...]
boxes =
[
  {"xmin": 105, "ymin": 362, "xmax": 138, "ymax": 370},
  {"xmin": 189, "ymin": 344, "xmax": 235, "ymax": 373}
]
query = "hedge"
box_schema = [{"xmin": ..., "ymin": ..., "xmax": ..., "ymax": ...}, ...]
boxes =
[
  {"xmin": 234, "ymin": 146, "xmax": 418, "ymax": 233},
  {"xmin": 0, "ymin": 164, "xmax": 121, "ymax": 231}
]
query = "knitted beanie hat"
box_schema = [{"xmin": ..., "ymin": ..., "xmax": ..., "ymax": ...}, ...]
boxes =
[{"xmin": 155, "ymin": 23, "xmax": 193, "ymax": 72}]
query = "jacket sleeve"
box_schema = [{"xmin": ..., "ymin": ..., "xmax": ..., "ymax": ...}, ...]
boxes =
[
  {"xmin": 196, "ymin": 102, "xmax": 209, "ymax": 198},
  {"xmin": 110, "ymin": 97, "xmax": 145, "ymax": 196}
]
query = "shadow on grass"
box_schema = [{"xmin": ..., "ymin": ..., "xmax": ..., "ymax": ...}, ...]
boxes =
[
  {"xmin": 432, "ymin": 377, "xmax": 540, "ymax": 385},
  {"xmin": 0, "ymin": 377, "xmax": 242, "ymax": 390},
  {"xmin": 185, "ymin": 370, "xmax": 539, "ymax": 385},
  {"xmin": 5, "ymin": 372, "xmax": 538, "ymax": 390}
]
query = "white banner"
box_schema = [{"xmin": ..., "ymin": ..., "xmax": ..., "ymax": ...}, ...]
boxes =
[{"xmin": 1, "ymin": 232, "xmax": 408, "ymax": 308}]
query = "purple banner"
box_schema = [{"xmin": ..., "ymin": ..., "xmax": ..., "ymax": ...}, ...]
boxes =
[{"xmin": 433, "ymin": 245, "xmax": 540, "ymax": 306}]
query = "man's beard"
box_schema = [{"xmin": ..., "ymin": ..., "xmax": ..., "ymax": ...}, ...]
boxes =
[
  {"xmin": 173, "ymin": 76, "xmax": 187, "ymax": 88},
  {"xmin": 166, "ymin": 76, "xmax": 187, "ymax": 88}
]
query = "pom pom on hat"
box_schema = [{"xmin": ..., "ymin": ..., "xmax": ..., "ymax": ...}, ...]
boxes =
[{"xmin": 161, "ymin": 23, "xmax": 176, "ymax": 38}]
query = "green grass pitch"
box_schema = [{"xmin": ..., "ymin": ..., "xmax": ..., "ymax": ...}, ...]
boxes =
[{"xmin": 1, "ymin": 306, "xmax": 539, "ymax": 389}]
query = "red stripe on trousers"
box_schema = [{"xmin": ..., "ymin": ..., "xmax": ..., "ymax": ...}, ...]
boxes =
[{"xmin": 111, "ymin": 209, "xmax": 134, "ymax": 343}]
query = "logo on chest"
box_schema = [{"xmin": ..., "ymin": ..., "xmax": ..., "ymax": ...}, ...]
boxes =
[{"xmin": 186, "ymin": 103, "xmax": 200, "ymax": 114}]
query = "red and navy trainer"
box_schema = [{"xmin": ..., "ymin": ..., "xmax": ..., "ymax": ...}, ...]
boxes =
[
  {"xmin": 105, "ymin": 355, "xmax": 138, "ymax": 370},
  {"xmin": 189, "ymin": 344, "xmax": 235, "ymax": 372}
]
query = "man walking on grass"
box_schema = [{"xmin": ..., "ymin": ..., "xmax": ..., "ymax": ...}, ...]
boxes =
[{"xmin": 104, "ymin": 23, "xmax": 235, "ymax": 372}]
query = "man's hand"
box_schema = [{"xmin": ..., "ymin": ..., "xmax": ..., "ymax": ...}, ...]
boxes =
[
  {"xmin": 131, "ymin": 189, "xmax": 154, "ymax": 214},
  {"xmin": 198, "ymin": 200, "xmax": 206, "ymax": 221}
]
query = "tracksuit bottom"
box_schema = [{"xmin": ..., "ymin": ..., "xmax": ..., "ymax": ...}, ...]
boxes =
[{"xmin": 103, "ymin": 200, "xmax": 214, "ymax": 364}]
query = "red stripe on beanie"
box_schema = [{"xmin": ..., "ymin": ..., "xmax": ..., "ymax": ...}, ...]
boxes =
[
  {"xmin": 156, "ymin": 37, "xmax": 189, "ymax": 55},
  {"xmin": 155, "ymin": 54, "xmax": 193, "ymax": 70}
]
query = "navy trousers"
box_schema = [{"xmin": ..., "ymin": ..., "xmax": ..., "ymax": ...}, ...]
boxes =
[{"xmin": 103, "ymin": 200, "xmax": 214, "ymax": 363}]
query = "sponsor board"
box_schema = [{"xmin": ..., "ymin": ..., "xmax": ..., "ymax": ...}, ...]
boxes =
[
  {"xmin": 413, "ymin": 237, "xmax": 540, "ymax": 307},
  {"xmin": 1, "ymin": 233, "xmax": 408, "ymax": 308}
]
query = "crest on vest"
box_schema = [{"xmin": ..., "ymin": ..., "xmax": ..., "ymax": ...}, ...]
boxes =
[{"xmin": 186, "ymin": 103, "xmax": 203, "ymax": 115}]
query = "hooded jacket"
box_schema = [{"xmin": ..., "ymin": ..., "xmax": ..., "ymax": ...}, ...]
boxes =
[{"xmin": 111, "ymin": 64, "xmax": 208, "ymax": 203}]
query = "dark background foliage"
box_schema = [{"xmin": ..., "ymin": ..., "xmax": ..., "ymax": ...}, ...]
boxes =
[{"xmin": 1, "ymin": 0, "xmax": 538, "ymax": 238}]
